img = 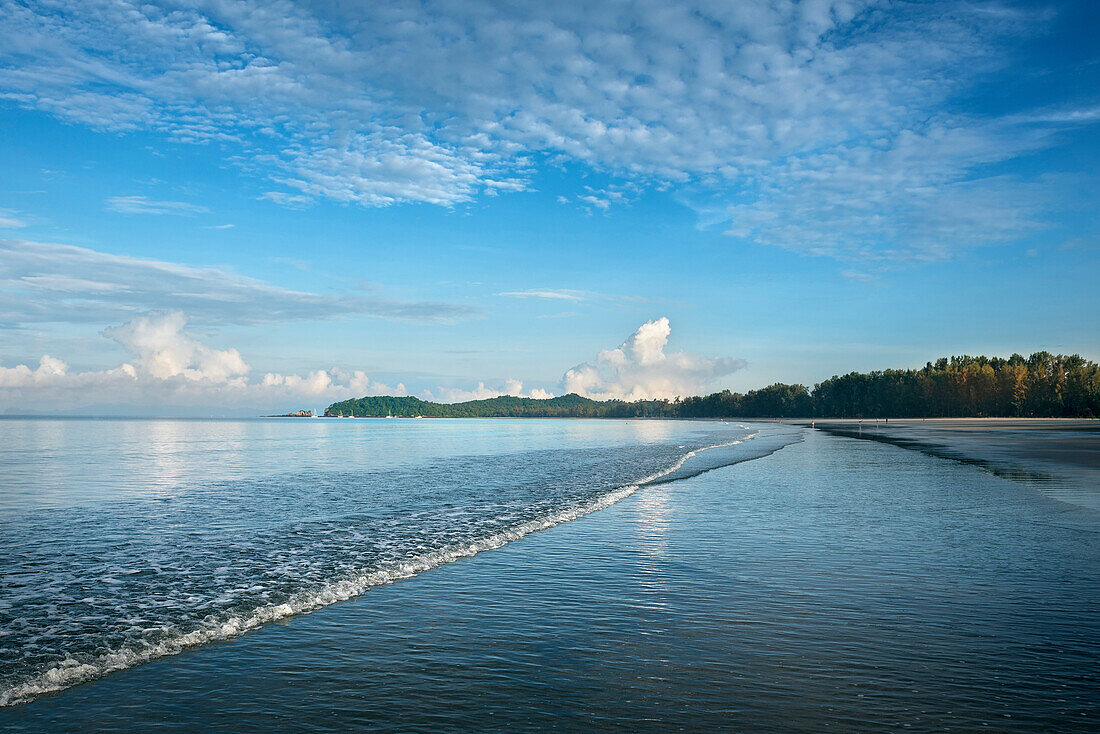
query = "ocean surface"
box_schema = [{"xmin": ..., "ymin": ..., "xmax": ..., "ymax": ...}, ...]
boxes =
[{"xmin": 1, "ymin": 418, "xmax": 1097, "ymax": 731}]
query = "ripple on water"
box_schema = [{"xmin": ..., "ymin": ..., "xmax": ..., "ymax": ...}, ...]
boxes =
[{"xmin": 0, "ymin": 419, "xmax": 794, "ymax": 706}]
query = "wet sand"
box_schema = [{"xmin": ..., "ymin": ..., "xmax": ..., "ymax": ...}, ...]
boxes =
[{"xmin": 802, "ymin": 418, "xmax": 1100, "ymax": 510}]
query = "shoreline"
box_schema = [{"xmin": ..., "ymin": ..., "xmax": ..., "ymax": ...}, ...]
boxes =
[
  {"xmin": 4, "ymin": 431, "xmax": 1096, "ymax": 731},
  {"xmin": 0, "ymin": 423, "xmax": 796, "ymax": 708},
  {"xmin": 802, "ymin": 418, "xmax": 1100, "ymax": 511}
]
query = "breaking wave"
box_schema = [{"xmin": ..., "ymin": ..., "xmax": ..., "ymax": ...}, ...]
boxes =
[{"xmin": 1, "ymin": 424, "xmax": 801, "ymax": 706}]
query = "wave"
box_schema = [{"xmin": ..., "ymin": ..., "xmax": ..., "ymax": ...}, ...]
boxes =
[{"xmin": 0, "ymin": 426, "xmax": 799, "ymax": 707}]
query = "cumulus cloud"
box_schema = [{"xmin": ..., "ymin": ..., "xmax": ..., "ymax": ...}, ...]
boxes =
[
  {"xmin": 0, "ymin": 354, "xmax": 75, "ymax": 387},
  {"xmin": 0, "ymin": 239, "xmax": 478, "ymax": 325},
  {"xmin": 1, "ymin": 312, "xmax": 743, "ymax": 411},
  {"xmin": 1, "ymin": 1, "xmax": 1094, "ymax": 259},
  {"xmin": 0, "ymin": 311, "xmax": 403, "ymax": 411},
  {"xmin": 422, "ymin": 379, "xmax": 552, "ymax": 403},
  {"xmin": 0, "ymin": 310, "xmax": 564, "ymax": 411},
  {"xmin": 261, "ymin": 368, "xmax": 405, "ymax": 400},
  {"xmin": 561, "ymin": 317, "xmax": 744, "ymax": 400},
  {"xmin": 103, "ymin": 311, "xmax": 248, "ymax": 382}
]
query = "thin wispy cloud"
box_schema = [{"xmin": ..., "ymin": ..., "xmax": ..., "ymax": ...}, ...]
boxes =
[
  {"xmin": 259, "ymin": 191, "xmax": 314, "ymax": 209},
  {"xmin": 0, "ymin": 239, "xmax": 479, "ymax": 326},
  {"xmin": 271, "ymin": 256, "xmax": 310, "ymax": 272},
  {"xmin": 496, "ymin": 288, "xmax": 646, "ymax": 303},
  {"xmin": 497, "ymin": 289, "xmax": 591, "ymax": 302},
  {"xmin": 841, "ymin": 270, "xmax": 876, "ymax": 282},
  {"xmin": 105, "ymin": 196, "xmax": 209, "ymax": 216},
  {"xmin": 2, "ymin": 2, "xmax": 1094, "ymax": 261},
  {"xmin": 0, "ymin": 210, "xmax": 27, "ymax": 228}
]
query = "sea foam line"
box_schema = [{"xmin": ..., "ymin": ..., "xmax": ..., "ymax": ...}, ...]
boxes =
[{"xmin": 0, "ymin": 432, "xmax": 757, "ymax": 707}]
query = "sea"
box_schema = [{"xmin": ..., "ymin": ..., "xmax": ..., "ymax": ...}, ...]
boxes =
[{"xmin": 0, "ymin": 417, "xmax": 1096, "ymax": 731}]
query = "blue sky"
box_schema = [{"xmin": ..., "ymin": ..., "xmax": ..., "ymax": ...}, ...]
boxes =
[{"xmin": 0, "ymin": 0, "xmax": 1097, "ymax": 413}]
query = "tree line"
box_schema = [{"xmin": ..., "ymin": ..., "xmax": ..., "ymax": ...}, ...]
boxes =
[{"xmin": 324, "ymin": 352, "xmax": 1100, "ymax": 419}]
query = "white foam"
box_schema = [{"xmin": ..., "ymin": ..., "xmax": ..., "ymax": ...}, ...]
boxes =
[{"xmin": 0, "ymin": 432, "xmax": 760, "ymax": 707}]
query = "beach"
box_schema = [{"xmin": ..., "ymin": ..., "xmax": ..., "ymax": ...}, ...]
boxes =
[
  {"xmin": 5, "ymin": 1, "xmax": 1098, "ymax": 729},
  {"xmin": 805, "ymin": 418, "xmax": 1100, "ymax": 510},
  {"xmin": 2, "ymin": 424, "xmax": 1097, "ymax": 732}
]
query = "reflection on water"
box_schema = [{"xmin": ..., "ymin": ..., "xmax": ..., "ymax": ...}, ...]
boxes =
[
  {"xmin": 0, "ymin": 417, "xmax": 781, "ymax": 707},
  {"xmin": 633, "ymin": 487, "xmax": 672, "ymax": 559},
  {"xmin": 816, "ymin": 423, "xmax": 1100, "ymax": 511},
  {"xmin": 4, "ymin": 430, "xmax": 1094, "ymax": 732},
  {"xmin": 631, "ymin": 487, "xmax": 674, "ymax": 610}
]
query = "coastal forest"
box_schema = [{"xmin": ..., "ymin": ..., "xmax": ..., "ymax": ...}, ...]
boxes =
[{"xmin": 325, "ymin": 352, "xmax": 1100, "ymax": 419}]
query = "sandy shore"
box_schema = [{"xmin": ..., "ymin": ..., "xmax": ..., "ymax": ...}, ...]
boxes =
[{"xmin": 797, "ymin": 418, "xmax": 1100, "ymax": 510}]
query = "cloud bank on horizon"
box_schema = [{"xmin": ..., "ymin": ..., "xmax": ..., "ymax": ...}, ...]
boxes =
[
  {"xmin": 0, "ymin": 313, "xmax": 738, "ymax": 412},
  {"xmin": 0, "ymin": 311, "xmax": 406, "ymax": 413},
  {"xmin": 2, "ymin": 0, "xmax": 1095, "ymax": 262}
]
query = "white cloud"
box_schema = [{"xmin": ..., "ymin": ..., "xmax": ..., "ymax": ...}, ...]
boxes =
[
  {"xmin": 422, "ymin": 378, "xmax": 552, "ymax": 403},
  {"xmin": 561, "ymin": 317, "xmax": 744, "ymax": 400},
  {"xmin": 496, "ymin": 289, "xmax": 590, "ymax": 301},
  {"xmin": 0, "ymin": 354, "xmax": 74, "ymax": 387},
  {"xmin": 1, "ymin": 312, "xmax": 744, "ymax": 411},
  {"xmin": 1, "ymin": 1, "xmax": 1092, "ymax": 260},
  {"xmin": 276, "ymin": 131, "xmax": 522, "ymax": 208},
  {"xmin": 841, "ymin": 270, "xmax": 876, "ymax": 283},
  {"xmin": 0, "ymin": 210, "xmax": 27, "ymax": 228},
  {"xmin": 495, "ymin": 288, "xmax": 644, "ymax": 303},
  {"xmin": 0, "ymin": 239, "xmax": 478, "ymax": 325},
  {"xmin": 723, "ymin": 122, "xmax": 1056, "ymax": 261},
  {"xmin": 103, "ymin": 311, "xmax": 248, "ymax": 382},
  {"xmin": 262, "ymin": 368, "xmax": 404, "ymax": 399},
  {"xmin": 259, "ymin": 191, "xmax": 314, "ymax": 208},
  {"xmin": 105, "ymin": 195, "xmax": 209, "ymax": 215},
  {"xmin": 571, "ymin": 183, "xmax": 642, "ymax": 214},
  {"xmin": 0, "ymin": 309, "xmax": 554, "ymax": 411},
  {"xmin": 0, "ymin": 311, "xmax": 403, "ymax": 411}
]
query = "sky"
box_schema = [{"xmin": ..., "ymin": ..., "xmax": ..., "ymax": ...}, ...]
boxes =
[{"xmin": 0, "ymin": 0, "xmax": 1097, "ymax": 414}]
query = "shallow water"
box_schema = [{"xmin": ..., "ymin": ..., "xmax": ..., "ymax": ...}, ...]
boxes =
[
  {"xmin": 0, "ymin": 417, "xmax": 779, "ymax": 707},
  {"xmin": 2, "ymin": 421, "xmax": 1098, "ymax": 731}
]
